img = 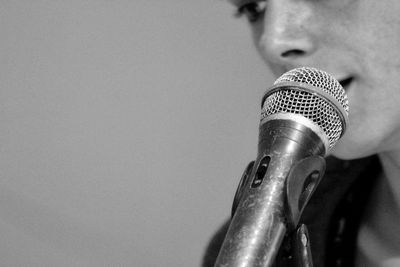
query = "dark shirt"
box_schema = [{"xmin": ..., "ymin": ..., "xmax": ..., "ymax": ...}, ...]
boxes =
[{"xmin": 203, "ymin": 155, "xmax": 381, "ymax": 267}]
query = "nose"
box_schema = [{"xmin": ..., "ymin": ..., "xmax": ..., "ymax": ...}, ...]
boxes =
[{"xmin": 256, "ymin": 0, "xmax": 317, "ymax": 69}]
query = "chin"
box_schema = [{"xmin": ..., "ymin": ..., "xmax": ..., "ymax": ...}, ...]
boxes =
[
  {"xmin": 328, "ymin": 136, "xmax": 378, "ymax": 160},
  {"xmin": 329, "ymin": 146, "xmax": 363, "ymax": 160}
]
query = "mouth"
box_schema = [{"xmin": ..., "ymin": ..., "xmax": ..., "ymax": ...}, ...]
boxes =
[{"xmin": 338, "ymin": 77, "xmax": 353, "ymax": 92}]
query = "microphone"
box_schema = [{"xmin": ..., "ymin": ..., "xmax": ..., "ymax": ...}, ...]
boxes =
[{"xmin": 214, "ymin": 67, "xmax": 349, "ymax": 267}]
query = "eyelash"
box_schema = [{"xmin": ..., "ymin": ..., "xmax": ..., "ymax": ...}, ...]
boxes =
[{"xmin": 235, "ymin": 1, "xmax": 267, "ymax": 23}]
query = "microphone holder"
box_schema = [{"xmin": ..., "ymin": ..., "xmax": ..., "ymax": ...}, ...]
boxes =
[{"xmin": 225, "ymin": 155, "xmax": 325, "ymax": 267}]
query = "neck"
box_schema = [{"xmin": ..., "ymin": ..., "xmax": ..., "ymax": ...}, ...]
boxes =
[
  {"xmin": 378, "ymin": 151, "xmax": 400, "ymax": 207},
  {"xmin": 355, "ymin": 151, "xmax": 400, "ymax": 266}
]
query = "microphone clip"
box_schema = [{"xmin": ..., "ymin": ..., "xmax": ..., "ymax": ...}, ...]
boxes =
[{"xmin": 231, "ymin": 156, "xmax": 325, "ymax": 267}]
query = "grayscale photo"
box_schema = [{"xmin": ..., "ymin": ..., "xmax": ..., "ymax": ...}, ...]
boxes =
[{"xmin": 2, "ymin": 1, "xmax": 399, "ymax": 266}]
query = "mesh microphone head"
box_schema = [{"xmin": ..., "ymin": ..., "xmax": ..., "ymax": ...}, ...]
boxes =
[{"xmin": 261, "ymin": 67, "xmax": 349, "ymax": 150}]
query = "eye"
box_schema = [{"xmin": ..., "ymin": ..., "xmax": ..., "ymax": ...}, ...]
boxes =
[{"xmin": 235, "ymin": 1, "xmax": 267, "ymax": 23}]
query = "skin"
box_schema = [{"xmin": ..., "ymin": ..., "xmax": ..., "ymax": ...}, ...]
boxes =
[
  {"xmin": 229, "ymin": 0, "xmax": 400, "ymax": 160},
  {"xmin": 228, "ymin": 0, "xmax": 400, "ymax": 264}
]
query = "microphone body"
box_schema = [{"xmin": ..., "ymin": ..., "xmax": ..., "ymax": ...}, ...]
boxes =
[
  {"xmin": 214, "ymin": 67, "xmax": 349, "ymax": 267},
  {"xmin": 215, "ymin": 116, "xmax": 325, "ymax": 266}
]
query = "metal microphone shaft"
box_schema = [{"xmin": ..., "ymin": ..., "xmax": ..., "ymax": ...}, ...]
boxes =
[
  {"xmin": 215, "ymin": 117, "xmax": 326, "ymax": 267},
  {"xmin": 214, "ymin": 67, "xmax": 349, "ymax": 267}
]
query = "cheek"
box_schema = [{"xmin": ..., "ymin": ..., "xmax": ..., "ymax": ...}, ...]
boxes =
[
  {"xmin": 329, "ymin": 127, "xmax": 379, "ymax": 159},
  {"xmin": 332, "ymin": 84, "xmax": 400, "ymax": 160},
  {"xmin": 349, "ymin": 2, "xmax": 400, "ymax": 68}
]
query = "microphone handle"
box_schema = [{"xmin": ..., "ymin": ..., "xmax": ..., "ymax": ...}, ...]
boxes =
[{"xmin": 215, "ymin": 119, "xmax": 325, "ymax": 267}]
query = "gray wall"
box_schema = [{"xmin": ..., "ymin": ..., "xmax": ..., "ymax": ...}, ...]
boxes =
[{"xmin": 1, "ymin": 0, "xmax": 273, "ymax": 266}]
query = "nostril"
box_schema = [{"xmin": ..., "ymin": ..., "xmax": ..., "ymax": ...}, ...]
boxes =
[{"xmin": 281, "ymin": 49, "xmax": 306, "ymax": 58}]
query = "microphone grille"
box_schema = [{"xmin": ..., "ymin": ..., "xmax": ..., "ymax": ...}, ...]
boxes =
[
  {"xmin": 274, "ymin": 67, "xmax": 349, "ymax": 113},
  {"xmin": 262, "ymin": 67, "xmax": 349, "ymax": 149}
]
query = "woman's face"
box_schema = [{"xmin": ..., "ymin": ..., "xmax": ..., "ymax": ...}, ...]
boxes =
[{"xmin": 230, "ymin": 0, "xmax": 400, "ymax": 159}]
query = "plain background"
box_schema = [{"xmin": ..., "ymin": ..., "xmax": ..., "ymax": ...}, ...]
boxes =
[{"xmin": 1, "ymin": 0, "xmax": 273, "ymax": 266}]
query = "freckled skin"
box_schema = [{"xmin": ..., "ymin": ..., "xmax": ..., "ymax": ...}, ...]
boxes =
[
  {"xmin": 230, "ymin": 0, "xmax": 400, "ymax": 160},
  {"xmin": 225, "ymin": 1, "xmax": 400, "ymax": 265}
]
